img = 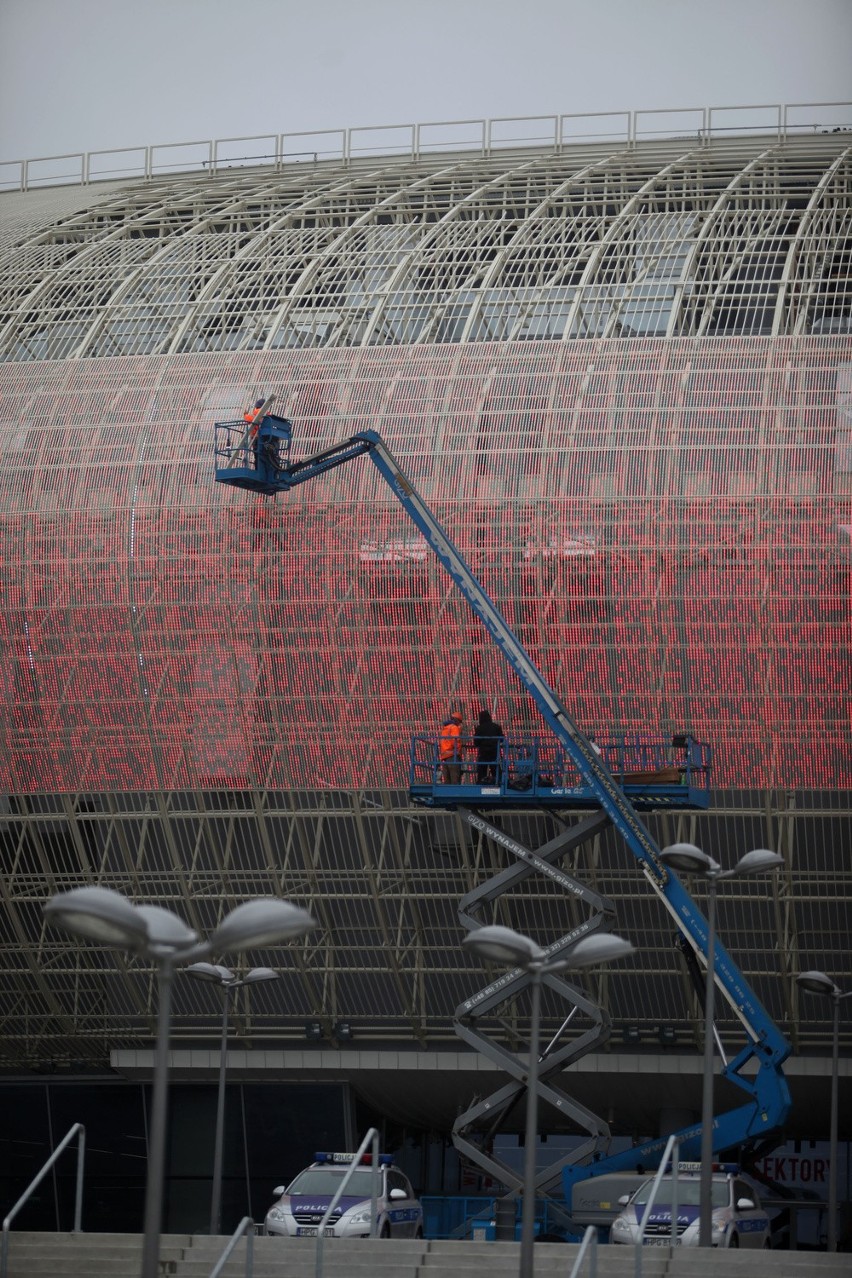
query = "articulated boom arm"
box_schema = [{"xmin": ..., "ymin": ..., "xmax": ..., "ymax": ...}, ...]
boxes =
[{"xmin": 215, "ymin": 419, "xmax": 791, "ymax": 1178}]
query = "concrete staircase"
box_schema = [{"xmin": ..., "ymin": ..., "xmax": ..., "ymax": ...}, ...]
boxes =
[
  {"xmin": 173, "ymin": 1235, "xmax": 665, "ymax": 1276},
  {"xmin": 2, "ymin": 1232, "xmax": 850, "ymax": 1278},
  {"xmin": 1, "ymin": 1232, "xmax": 190, "ymax": 1277},
  {"xmin": 665, "ymin": 1252, "xmax": 850, "ymax": 1278}
]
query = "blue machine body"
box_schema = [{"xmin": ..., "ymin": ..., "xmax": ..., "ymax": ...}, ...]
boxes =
[{"xmin": 214, "ymin": 421, "xmax": 791, "ymax": 1191}]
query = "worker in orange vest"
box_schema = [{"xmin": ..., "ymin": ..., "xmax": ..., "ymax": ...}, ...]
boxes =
[
  {"xmin": 439, "ymin": 711, "xmax": 464, "ymax": 784},
  {"xmin": 243, "ymin": 398, "xmax": 266, "ymax": 466}
]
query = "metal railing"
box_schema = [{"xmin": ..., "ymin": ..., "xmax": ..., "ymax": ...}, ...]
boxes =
[
  {"xmin": 568, "ymin": 1225, "xmax": 599, "ymax": 1278},
  {"xmin": 634, "ymin": 1133, "xmax": 680, "ymax": 1278},
  {"xmin": 207, "ymin": 1216, "xmax": 255, "ymax": 1278},
  {"xmin": 315, "ymin": 1127, "xmax": 379, "ymax": 1278},
  {"xmin": 1, "ymin": 1123, "xmax": 86, "ymax": 1278},
  {"xmin": 1, "ymin": 102, "xmax": 849, "ymax": 192}
]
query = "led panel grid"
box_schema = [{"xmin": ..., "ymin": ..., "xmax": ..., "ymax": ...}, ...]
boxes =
[{"xmin": 0, "ymin": 336, "xmax": 848, "ymax": 795}]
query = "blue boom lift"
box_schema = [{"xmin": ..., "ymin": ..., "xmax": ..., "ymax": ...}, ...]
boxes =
[{"xmin": 214, "ymin": 407, "xmax": 791, "ymax": 1202}]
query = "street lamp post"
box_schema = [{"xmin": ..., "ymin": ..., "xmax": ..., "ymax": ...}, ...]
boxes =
[
  {"xmin": 44, "ymin": 888, "xmax": 315, "ymax": 1278},
  {"xmin": 462, "ymin": 926, "xmax": 634, "ymax": 1278},
  {"xmin": 796, "ymin": 969, "xmax": 851, "ymax": 1252},
  {"xmin": 659, "ymin": 844, "xmax": 784, "ymax": 1248},
  {"xmin": 186, "ymin": 962, "xmax": 279, "ymax": 1235}
]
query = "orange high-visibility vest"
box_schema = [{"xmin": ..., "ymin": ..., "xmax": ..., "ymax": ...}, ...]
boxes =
[{"xmin": 439, "ymin": 720, "xmax": 462, "ymax": 760}]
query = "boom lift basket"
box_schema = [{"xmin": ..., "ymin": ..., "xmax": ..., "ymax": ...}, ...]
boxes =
[{"xmin": 214, "ymin": 414, "xmax": 293, "ymax": 494}]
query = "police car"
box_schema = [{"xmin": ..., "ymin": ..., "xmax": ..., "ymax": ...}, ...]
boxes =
[
  {"xmin": 264, "ymin": 1151, "xmax": 423, "ymax": 1239},
  {"xmin": 610, "ymin": 1163, "xmax": 770, "ymax": 1248}
]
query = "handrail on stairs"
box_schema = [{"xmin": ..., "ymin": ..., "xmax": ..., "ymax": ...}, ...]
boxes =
[
  {"xmin": 634, "ymin": 1133, "xmax": 680, "ymax": 1278},
  {"xmin": 568, "ymin": 1224, "xmax": 598, "ymax": 1277},
  {"xmin": 1, "ymin": 1122, "xmax": 86, "ymax": 1278},
  {"xmin": 206, "ymin": 1216, "xmax": 255, "ymax": 1278},
  {"xmin": 316, "ymin": 1127, "xmax": 380, "ymax": 1278}
]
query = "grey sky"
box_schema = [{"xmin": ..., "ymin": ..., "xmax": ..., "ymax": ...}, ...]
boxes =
[{"xmin": 1, "ymin": 0, "xmax": 850, "ymax": 161}]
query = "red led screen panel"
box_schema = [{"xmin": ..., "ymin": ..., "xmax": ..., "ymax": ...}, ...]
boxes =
[{"xmin": 0, "ymin": 336, "xmax": 849, "ymax": 794}]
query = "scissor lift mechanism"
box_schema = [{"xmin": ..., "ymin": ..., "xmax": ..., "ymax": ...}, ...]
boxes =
[{"xmin": 214, "ymin": 409, "xmax": 791, "ymax": 1209}]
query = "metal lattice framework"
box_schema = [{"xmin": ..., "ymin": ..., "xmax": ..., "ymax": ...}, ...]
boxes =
[
  {"xmin": 0, "ymin": 118, "xmax": 850, "ymax": 1077},
  {"xmin": 1, "ymin": 789, "xmax": 849, "ymax": 1066},
  {"xmin": 0, "ymin": 131, "xmax": 849, "ymax": 360}
]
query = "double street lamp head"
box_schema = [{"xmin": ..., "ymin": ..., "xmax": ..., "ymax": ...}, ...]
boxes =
[
  {"xmin": 186, "ymin": 962, "xmax": 280, "ymax": 990},
  {"xmin": 44, "ymin": 888, "xmax": 316, "ymax": 960},
  {"xmin": 660, "ymin": 843, "xmax": 784, "ymax": 880},
  {"xmin": 464, "ymin": 924, "xmax": 634, "ymax": 972},
  {"xmin": 43, "ymin": 888, "xmax": 314, "ymax": 1278},
  {"xmin": 658, "ymin": 839, "xmax": 783, "ymax": 1252},
  {"xmin": 463, "ymin": 922, "xmax": 633, "ymax": 1278}
]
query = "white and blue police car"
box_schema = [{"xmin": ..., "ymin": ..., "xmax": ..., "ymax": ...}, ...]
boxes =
[
  {"xmin": 264, "ymin": 1151, "xmax": 423, "ymax": 1239},
  {"xmin": 610, "ymin": 1163, "xmax": 771, "ymax": 1248}
]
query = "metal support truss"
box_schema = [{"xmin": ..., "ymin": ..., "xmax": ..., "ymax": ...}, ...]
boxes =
[{"xmin": 451, "ymin": 807, "xmax": 621, "ymax": 1198}]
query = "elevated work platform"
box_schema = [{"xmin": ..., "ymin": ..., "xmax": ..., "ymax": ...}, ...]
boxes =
[
  {"xmin": 409, "ymin": 734, "xmax": 711, "ymax": 811},
  {"xmin": 214, "ymin": 413, "xmax": 294, "ymax": 494}
]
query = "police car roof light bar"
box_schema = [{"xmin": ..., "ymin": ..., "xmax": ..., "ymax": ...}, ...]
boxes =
[{"xmin": 313, "ymin": 1151, "xmax": 393, "ymax": 1166}]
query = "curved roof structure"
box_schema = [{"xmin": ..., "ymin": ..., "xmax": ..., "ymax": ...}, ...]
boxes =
[
  {"xmin": 0, "ymin": 132, "xmax": 849, "ymax": 362},
  {"xmin": 0, "ymin": 120, "xmax": 849, "ymax": 1112}
]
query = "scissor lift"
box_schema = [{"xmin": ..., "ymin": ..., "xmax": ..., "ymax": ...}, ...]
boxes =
[
  {"xmin": 450, "ymin": 806, "xmax": 619, "ymax": 1198},
  {"xmin": 416, "ymin": 731, "xmax": 709, "ymax": 1209}
]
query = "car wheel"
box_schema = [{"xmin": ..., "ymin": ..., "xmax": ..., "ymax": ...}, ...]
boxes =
[{"xmin": 728, "ymin": 1232, "xmax": 739, "ymax": 1248}]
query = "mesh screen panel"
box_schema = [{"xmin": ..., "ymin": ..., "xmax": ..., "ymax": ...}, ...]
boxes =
[{"xmin": 0, "ymin": 337, "xmax": 848, "ymax": 795}]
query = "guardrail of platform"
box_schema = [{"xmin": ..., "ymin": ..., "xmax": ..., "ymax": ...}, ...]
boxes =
[{"xmin": 1, "ymin": 102, "xmax": 849, "ymax": 192}]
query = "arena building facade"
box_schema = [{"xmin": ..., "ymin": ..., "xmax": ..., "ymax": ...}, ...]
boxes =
[{"xmin": 0, "ymin": 106, "xmax": 850, "ymax": 1229}]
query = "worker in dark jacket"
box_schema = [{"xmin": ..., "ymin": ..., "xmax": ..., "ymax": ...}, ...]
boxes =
[{"xmin": 472, "ymin": 709, "xmax": 503, "ymax": 784}]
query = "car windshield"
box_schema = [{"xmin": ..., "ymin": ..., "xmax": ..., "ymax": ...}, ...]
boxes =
[
  {"xmin": 633, "ymin": 1178, "xmax": 728, "ymax": 1208},
  {"xmin": 286, "ymin": 1168, "xmax": 377, "ymax": 1196}
]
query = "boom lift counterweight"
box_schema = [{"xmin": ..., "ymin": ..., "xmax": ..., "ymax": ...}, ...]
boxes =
[{"xmin": 213, "ymin": 410, "xmax": 790, "ymax": 1202}]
